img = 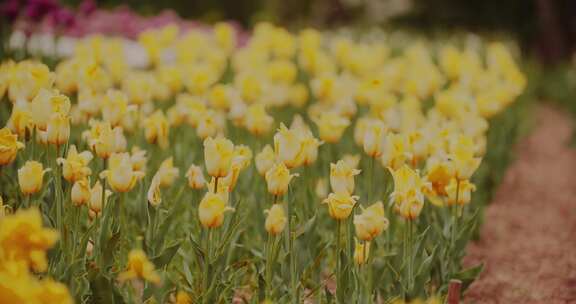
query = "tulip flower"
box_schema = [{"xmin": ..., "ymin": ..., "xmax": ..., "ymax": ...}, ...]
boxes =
[
  {"xmin": 314, "ymin": 111, "xmax": 350, "ymax": 143},
  {"xmin": 57, "ymin": 145, "xmax": 92, "ymax": 183},
  {"xmin": 354, "ymin": 201, "xmax": 389, "ymax": 241},
  {"xmin": 204, "ymin": 137, "xmax": 235, "ymax": 178},
  {"xmin": 71, "ymin": 179, "xmax": 91, "ymax": 207},
  {"xmin": 330, "ymin": 159, "xmax": 361, "ymax": 195},
  {"xmin": 245, "ymin": 103, "xmax": 274, "ymax": 136},
  {"xmin": 198, "ymin": 192, "xmax": 234, "ymax": 229},
  {"xmin": 144, "ymin": 110, "xmax": 170, "ymax": 150},
  {"xmin": 83, "ymin": 120, "xmax": 117, "ymax": 159},
  {"xmin": 88, "ymin": 181, "xmax": 111, "ymax": 218},
  {"xmin": 265, "ymin": 162, "xmax": 298, "ymax": 196},
  {"xmin": 274, "ymin": 123, "xmax": 304, "ymax": 168},
  {"xmin": 153, "ymin": 157, "xmax": 180, "ymax": 188},
  {"xmin": 30, "ymin": 88, "xmax": 71, "ymax": 131},
  {"xmin": 363, "ymin": 119, "xmax": 386, "ymax": 158},
  {"xmin": 256, "ymin": 145, "xmax": 276, "ymax": 176},
  {"xmin": 0, "ymin": 127, "xmax": 24, "ymax": 166},
  {"xmin": 322, "ymin": 192, "xmax": 359, "ymax": 220},
  {"xmin": 147, "ymin": 177, "xmax": 162, "ymax": 206},
  {"xmin": 450, "ymin": 135, "xmax": 481, "ymax": 180},
  {"xmin": 445, "ymin": 178, "xmax": 476, "ymax": 206},
  {"xmin": 185, "ymin": 164, "xmax": 206, "ymax": 189},
  {"xmin": 264, "ymin": 204, "xmax": 287, "ymax": 235},
  {"xmin": 100, "ymin": 153, "xmax": 144, "ymax": 193},
  {"xmin": 118, "ymin": 249, "xmax": 161, "ymax": 285},
  {"xmin": 18, "ymin": 161, "xmax": 50, "ymax": 195}
]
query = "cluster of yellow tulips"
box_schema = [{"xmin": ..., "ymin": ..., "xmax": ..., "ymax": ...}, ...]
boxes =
[{"xmin": 0, "ymin": 22, "xmax": 525, "ymax": 303}]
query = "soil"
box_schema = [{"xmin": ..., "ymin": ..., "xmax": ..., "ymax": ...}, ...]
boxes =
[{"xmin": 464, "ymin": 105, "xmax": 576, "ymax": 304}]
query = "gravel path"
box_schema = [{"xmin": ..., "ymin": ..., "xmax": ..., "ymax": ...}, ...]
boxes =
[{"xmin": 464, "ymin": 105, "xmax": 576, "ymax": 303}]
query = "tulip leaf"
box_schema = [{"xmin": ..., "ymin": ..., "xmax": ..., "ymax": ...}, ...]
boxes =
[
  {"xmin": 152, "ymin": 241, "xmax": 181, "ymax": 269},
  {"xmin": 453, "ymin": 263, "xmax": 484, "ymax": 292},
  {"xmin": 295, "ymin": 214, "xmax": 316, "ymax": 238}
]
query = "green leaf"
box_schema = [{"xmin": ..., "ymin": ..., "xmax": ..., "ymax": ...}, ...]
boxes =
[
  {"xmin": 152, "ymin": 241, "xmax": 182, "ymax": 269},
  {"xmin": 453, "ymin": 263, "xmax": 484, "ymax": 292},
  {"xmin": 295, "ymin": 214, "xmax": 316, "ymax": 238}
]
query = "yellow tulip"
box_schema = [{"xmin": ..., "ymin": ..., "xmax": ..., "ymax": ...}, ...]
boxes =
[
  {"xmin": 101, "ymin": 89, "xmax": 133, "ymax": 127},
  {"xmin": 273, "ymin": 123, "xmax": 304, "ymax": 168},
  {"xmin": 185, "ymin": 164, "xmax": 206, "ymax": 189},
  {"xmin": 18, "ymin": 161, "xmax": 50, "ymax": 195},
  {"xmin": 354, "ymin": 202, "xmax": 389, "ymax": 241},
  {"xmin": 389, "ymin": 165, "xmax": 428, "ymax": 220},
  {"xmin": 204, "ymin": 137, "xmax": 235, "ymax": 178},
  {"xmin": 88, "ymin": 181, "xmax": 111, "ymax": 218},
  {"xmin": 445, "ymin": 178, "xmax": 476, "ymax": 206},
  {"xmin": 314, "ymin": 111, "xmax": 350, "ymax": 143},
  {"xmin": 363, "ymin": 119, "xmax": 386, "ymax": 158},
  {"xmin": 330, "ymin": 160, "xmax": 361, "ymax": 195},
  {"xmin": 46, "ymin": 113, "xmax": 70, "ymax": 146},
  {"xmin": 37, "ymin": 279, "xmax": 74, "ymax": 304},
  {"xmin": 57, "ymin": 145, "xmax": 93, "ymax": 183},
  {"xmin": 198, "ymin": 192, "xmax": 234, "ymax": 229},
  {"xmin": 342, "ymin": 154, "xmax": 361, "ymax": 169},
  {"xmin": 71, "ymin": 179, "xmax": 91, "ymax": 206},
  {"xmin": 0, "ymin": 127, "xmax": 24, "ymax": 166},
  {"xmin": 245, "ymin": 103, "xmax": 274, "ymax": 136},
  {"xmin": 381, "ymin": 133, "xmax": 411, "ymax": 170},
  {"xmin": 264, "ymin": 204, "xmax": 287, "ymax": 235},
  {"xmin": 424, "ymin": 158, "xmax": 454, "ymax": 206},
  {"xmin": 118, "ymin": 249, "xmax": 161, "ymax": 285},
  {"xmin": 322, "ymin": 192, "xmax": 358, "ymax": 220},
  {"xmin": 143, "ymin": 110, "xmax": 170, "ymax": 150},
  {"xmin": 130, "ymin": 146, "xmax": 148, "ymax": 173},
  {"xmin": 0, "ymin": 207, "xmax": 59, "ymax": 272},
  {"xmin": 100, "ymin": 152, "xmax": 144, "ymax": 193},
  {"xmin": 353, "ymin": 239, "xmax": 370, "ymax": 266},
  {"xmin": 83, "ymin": 120, "xmax": 116, "ymax": 159},
  {"xmin": 29, "ymin": 88, "xmax": 71, "ymax": 131},
  {"xmin": 7, "ymin": 105, "xmax": 34, "ymax": 138},
  {"xmin": 147, "ymin": 176, "xmax": 162, "ymax": 206},
  {"xmin": 300, "ymin": 130, "xmax": 322, "ymax": 166},
  {"xmin": 256, "ymin": 145, "xmax": 276, "ymax": 176},
  {"xmin": 265, "ymin": 162, "xmax": 298, "ymax": 196},
  {"xmin": 450, "ymin": 135, "xmax": 481, "ymax": 180},
  {"xmin": 288, "ymin": 83, "xmax": 309, "ymax": 108},
  {"xmin": 153, "ymin": 157, "xmax": 180, "ymax": 188}
]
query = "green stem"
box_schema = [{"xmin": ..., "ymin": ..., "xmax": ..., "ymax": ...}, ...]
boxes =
[
  {"xmin": 288, "ymin": 196, "xmax": 297, "ymax": 303},
  {"xmin": 265, "ymin": 234, "xmax": 274, "ymax": 299},
  {"xmin": 335, "ymin": 220, "xmax": 343, "ymax": 303},
  {"xmin": 203, "ymin": 228, "xmax": 213, "ymax": 303}
]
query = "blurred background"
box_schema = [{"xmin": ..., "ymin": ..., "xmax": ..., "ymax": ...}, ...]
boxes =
[{"xmin": 51, "ymin": 0, "xmax": 576, "ymax": 64}]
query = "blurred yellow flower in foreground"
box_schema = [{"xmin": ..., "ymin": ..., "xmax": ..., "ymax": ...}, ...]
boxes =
[
  {"xmin": 118, "ymin": 249, "xmax": 161, "ymax": 285},
  {"xmin": 0, "ymin": 208, "xmax": 58, "ymax": 272}
]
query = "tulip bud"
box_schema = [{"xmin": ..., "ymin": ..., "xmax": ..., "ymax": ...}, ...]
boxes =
[
  {"xmin": 363, "ymin": 120, "xmax": 386, "ymax": 158},
  {"xmin": 71, "ymin": 179, "xmax": 91, "ymax": 206},
  {"xmin": 353, "ymin": 239, "xmax": 370, "ymax": 266},
  {"xmin": 256, "ymin": 145, "xmax": 275, "ymax": 176},
  {"xmin": 147, "ymin": 177, "xmax": 162, "ymax": 206},
  {"xmin": 0, "ymin": 127, "xmax": 25, "ymax": 166},
  {"xmin": 198, "ymin": 192, "xmax": 234, "ymax": 229},
  {"xmin": 89, "ymin": 181, "xmax": 111, "ymax": 217},
  {"xmin": 18, "ymin": 161, "xmax": 50, "ymax": 195},
  {"xmin": 264, "ymin": 204, "xmax": 287, "ymax": 235},
  {"xmin": 204, "ymin": 137, "xmax": 234, "ymax": 178},
  {"xmin": 330, "ymin": 160, "xmax": 361, "ymax": 195},
  {"xmin": 185, "ymin": 164, "xmax": 206, "ymax": 189},
  {"xmin": 322, "ymin": 192, "xmax": 358, "ymax": 220},
  {"xmin": 265, "ymin": 163, "xmax": 298, "ymax": 196},
  {"xmin": 354, "ymin": 202, "xmax": 389, "ymax": 241}
]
